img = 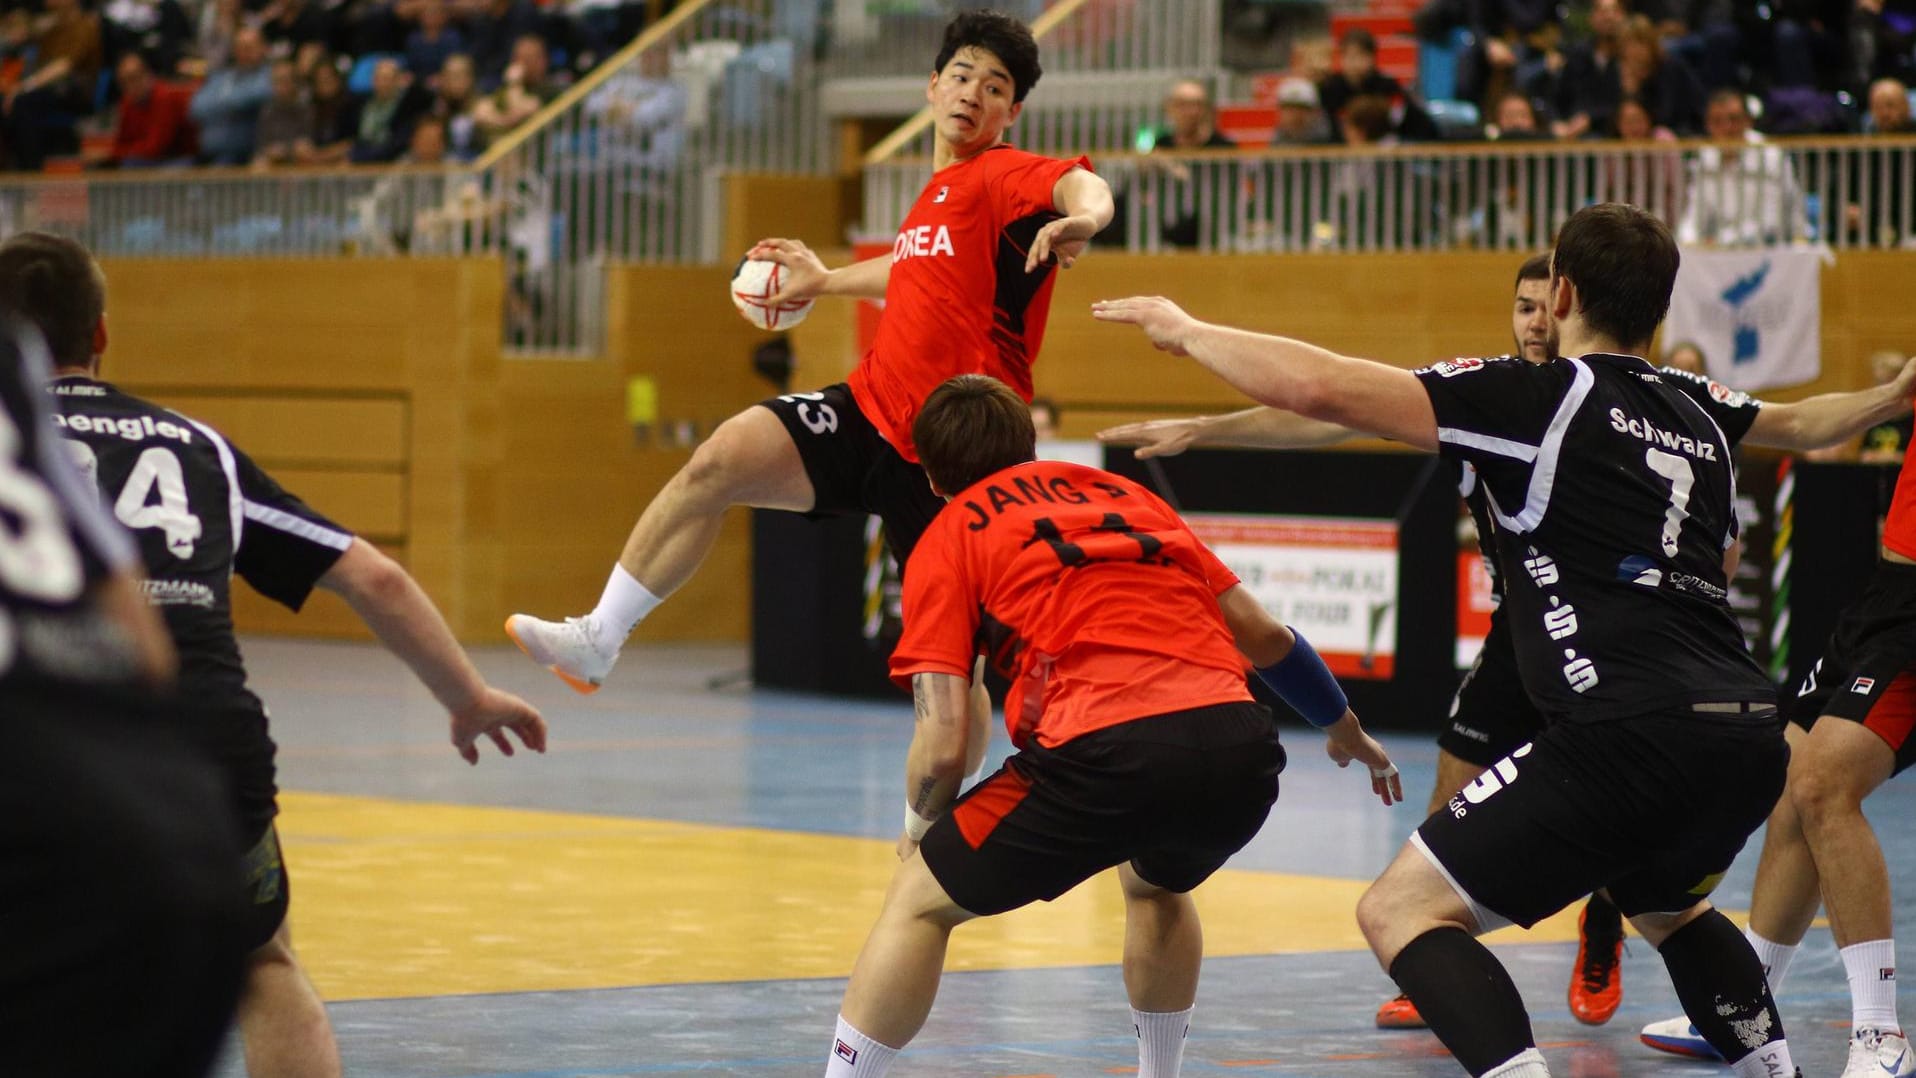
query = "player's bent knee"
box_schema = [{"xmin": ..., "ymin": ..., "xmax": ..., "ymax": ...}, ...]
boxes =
[
  {"xmin": 1631, "ymin": 901, "xmax": 1709, "ymax": 949},
  {"xmin": 1788, "ymin": 740, "xmax": 1874, "ymax": 819}
]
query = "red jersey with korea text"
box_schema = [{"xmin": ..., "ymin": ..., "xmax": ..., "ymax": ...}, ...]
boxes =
[
  {"xmin": 1884, "ymin": 443, "xmax": 1916, "ymax": 561},
  {"xmin": 891, "ymin": 460, "xmax": 1251, "ymax": 749},
  {"xmin": 847, "ymin": 146, "xmax": 1092, "ymax": 462}
]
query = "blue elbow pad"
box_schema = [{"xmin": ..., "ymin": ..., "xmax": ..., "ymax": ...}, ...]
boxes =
[{"xmin": 1254, "ymin": 628, "xmax": 1349, "ymax": 728}]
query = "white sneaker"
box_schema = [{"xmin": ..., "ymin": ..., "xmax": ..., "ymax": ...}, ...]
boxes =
[
  {"xmin": 1639, "ymin": 1015, "xmax": 1721, "ymax": 1060},
  {"xmin": 1842, "ymin": 1028, "xmax": 1916, "ymax": 1078},
  {"xmin": 504, "ymin": 614, "xmax": 617, "ymax": 694}
]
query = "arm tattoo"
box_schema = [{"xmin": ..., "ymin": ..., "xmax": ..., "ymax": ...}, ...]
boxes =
[
  {"xmin": 911, "ymin": 776, "xmax": 938, "ymax": 816},
  {"xmin": 913, "ymin": 676, "xmax": 931, "ymax": 722}
]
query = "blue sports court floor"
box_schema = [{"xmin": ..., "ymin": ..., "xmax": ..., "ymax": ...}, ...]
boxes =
[{"xmin": 208, "ymin": 638, "xmax": 1916, "ymax": 1077}]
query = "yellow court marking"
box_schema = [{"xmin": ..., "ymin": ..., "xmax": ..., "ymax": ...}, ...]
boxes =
[{"xmin": 281, "ymin": 791, "xmax": 1596, "ymax": 1002}]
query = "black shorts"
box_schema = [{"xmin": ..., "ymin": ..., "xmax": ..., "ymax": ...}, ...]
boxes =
[
  {"xmin": 759, "ymin": 383, "xmax": 947, "ymax": 565},
  {"xmin": 1438, "ymin": 612, "xmax": 1545, "ymax": 768},
  {"xmin": 1415, "ymin": 708, "xmax": 1787, "ymax": 929},
  {"xmin": 240, "ymin": 823, "xmax": 291, "ymax": 951},
  {"xmin": 1791, "ymin": 560, "xmax": 1916, "ymax": 775},
  {"xmin": 198, "ymin": 698, "xmax": 281, "ymax": 837},
  {"xmin": 919, "ymin": 701, "xmax": 1284, "ymax": 917}
]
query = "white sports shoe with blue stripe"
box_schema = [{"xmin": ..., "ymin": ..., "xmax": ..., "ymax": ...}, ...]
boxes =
[
  {"xmin": 1842, "ymin": 1028, "xmax": 1916, "ymax": 1078},
  {"xmin": 1639, "ymin": 1015, "xmax": 1721, "ymax": 1060}
]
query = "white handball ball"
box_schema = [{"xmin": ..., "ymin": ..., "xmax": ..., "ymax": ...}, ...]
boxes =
[{"xmin": 729, "ymin": 256, "xmax": 815, "ymax": 331}]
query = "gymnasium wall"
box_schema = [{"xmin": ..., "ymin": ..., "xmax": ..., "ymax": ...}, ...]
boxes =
[{"xmin": 95, "ymin": 248, "xmax": 1912, "ymax": 645}]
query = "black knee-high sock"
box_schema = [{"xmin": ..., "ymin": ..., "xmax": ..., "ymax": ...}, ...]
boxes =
[
  {"xmin": 1389, "ymin": 927, "xmax": 1536, "ymax": 1077},
  {"xmin": 1659, "ymin": 909, "xmax": 1787, "ymax": 1064}
]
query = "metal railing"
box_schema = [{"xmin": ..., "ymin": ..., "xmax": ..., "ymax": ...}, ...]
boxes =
[
  {"xmin": 862, "ymin": 137, "xmax": 1916, "ymax": 254},
  {"xmin": 862, "ymin": 0, "xmax": 1218, "ymax": 164},
  {"xmin": 821, "ymin": 0, "xmax": 1219, "ymax": 83}
]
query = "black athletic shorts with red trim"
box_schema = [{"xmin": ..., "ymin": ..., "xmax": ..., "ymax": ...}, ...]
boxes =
[
  {"xmin": 1414, "ymin": 706, "xmax": 1786, "ymax": 930},
  {"xmin": 918, "ymin": 701, "xmax": 1283, "ymax": 917},
  {"xmin": 759, "ymin": 383, "xmax": 947, "ymax": 565},
  {"xmin": 1790, "ymin": 560, "xmax": 1916, "ymax": 776},
  {"xmin": 1438, "ymin": 611, "xmax": 1545, "ymax": 769}
]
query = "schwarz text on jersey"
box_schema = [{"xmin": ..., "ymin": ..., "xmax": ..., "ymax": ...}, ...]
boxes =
[{"xmin": 1607, "ymin": 408, "xmax": 1718, "ymax": 460}]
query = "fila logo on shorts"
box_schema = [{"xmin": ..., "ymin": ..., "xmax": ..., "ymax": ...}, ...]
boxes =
[
  {"xmin": 1854, "ymin": 676, "xmax": 1878, "ymax": 695},
  {"xmin": 835, "ymin": 1039, "xmax": 858, "ymax": 1064}
]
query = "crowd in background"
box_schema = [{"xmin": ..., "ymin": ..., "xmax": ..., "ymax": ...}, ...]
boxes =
[{"xmin": 0, "ymin": 0, "xmax": 670, "ymax": 169}]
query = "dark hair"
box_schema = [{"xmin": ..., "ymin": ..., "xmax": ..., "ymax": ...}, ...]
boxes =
[
  {"xmin": 1340, "ymin": 27, "xmax": 1377, "ymax": 57},
  {"xmin": 0, "ymin": 231, "xmax": 103, "ymax": 370},
  {"xmin": 933, "ymin": 10, "xmax": 1041, "ymax": 103},
  {"xmin": 1706, "ymin": 87, "xmax": 1747, "ymax": 114},
  {"xmin": 913, "ymin": 374, "xmax": 1036, "ymax": 495},
  {"xmin": 1551, "ymin": 202, "xmax": 1678, "ymax": 350},
  {"xmin": 1343, "ymin": 94, "xmax": 1392, "ymax": 141},
  {"xmin": 1515, "ymin": 252, "xmax": 1551, "ymax": 287}
]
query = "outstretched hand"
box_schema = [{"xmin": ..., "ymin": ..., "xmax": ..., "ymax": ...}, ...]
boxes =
[
  {"xmin": 1324, "ymin": 717, "xmax": 1404, "ymax": 806},
  {"xmin": 1096, "ymin": 417, "xmax": 1204, "ymax": 459},
  {"xmin": 1090, "ymin": 296, "xmax": 1201, "ymax": 357},
  {"xmin": 746, "ymin": 237, "xmax": 831, "ymax": 306},
  {"xmin": 451, "ymin": 686, "xmax": 548, "ymax": 765}
]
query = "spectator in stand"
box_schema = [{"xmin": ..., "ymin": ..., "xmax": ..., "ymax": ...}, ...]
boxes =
[
  {"xmin": 350, "ymin": 55, "xmax": 425, "ymax": 163},
  {"xmin": 190, "ymin": 25, "xmax": 272, "ymax": 164},
  {"xmin": 1615, "ymin": 14, "xmax": 1706, "ymax": 135},
  {"xmin": 260, "ymin": 0, "xmax": 334, "ymax": 57},
  {"xmin": 2, "ymin": 0, "xmax": 104, "ymax": 170},
  {"xmin": 402, "ymin": 112, "xmax": 447, "ymax": 163},
  {"xmin": 1838, "ymin": 77, "xmax": 1915, "ymax": 246},
  {"xmin": 108, "ymin": 51, "xmax": 198, "ymax": 166},
  {"xmin": 1318, "ymin": 27, "xmax": 1437, "ymax": 143},
  {"xmin": 1607, "ymin": 95, "xmax": 1685, "ymax": 222},
  {"xmin": 297, "ymin": 56, "xmax": 354, "ymax": 164},
  {"xmin": 253, "ymin": 57, "xmax": 313, "ymax": 167},
  {"xmin": 1418, "ymin": 0, "xmax": 1556, "ymax": 123},
  {"xmin": 187, "ymin": 0, "xmax": 241, "ymax": 77},
  {"xmin": 1854, "ymin": 0, "xmax": 1916, "ymax": 88},
  {"xmin": 1271, "ymin": 76, "xmax": 1331, "ymax": 145},
  {"xmin": 1543, "ymin": 0, "xmax": 1627, "ymax": 140},
  {"xmin": 1677, "ymin": 88, "xmax": 1811, "ymax": 247},
  {"xmin": 1149, "ymin": 77, "xmax": 1234, "ymax": 152},
  {"xmin": 1488, "ymin": 89, "xmax": 1545, "ymax": 139},
  {"xmin": 405, "ymin": 0, "xmax": 465, "ymax": 80},
  {"xmin": 472, "ymin": 33, "xmax": 554, "ymax": 140},
  {"xmin": 429, "ymin": 51, "xmax": 484, "ymax": 159},
  {"xmin": 1661, "ymin": 340, "xmax": 1709, "ymax": 377},
  {"xmin": 459, "ymin": 0, "xmax": 541, "ymax": 89},
  {"xmin": 1644, "ymin": 0, "xmax": 1742, "ymax": 91},
  {"xmin": 0, "ymin": 10, "xmax": 32, "ymax": 94},
  {"xmin": 103, "ymin": 0, "xmax": 194, "ymax": 80}
]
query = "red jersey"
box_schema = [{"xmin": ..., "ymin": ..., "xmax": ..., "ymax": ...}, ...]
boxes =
[
  {"xmin": 1885, "ymin": 446, "xmax": 1916, "ymax": 561},
  {"xmin": 891, "ymin": 460, "xmax": 1251, "ymax": 749},
  {"xmin": 847, "ymin": 146, "xmax": 1091, "ymax": 462}
]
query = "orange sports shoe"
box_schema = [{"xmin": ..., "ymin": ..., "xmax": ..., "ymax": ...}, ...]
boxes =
[
  {"xmin": 1375, "ymin": 993, "xmax": 1427, "ymax": 1029},
  {"xmin": 1569, "ymin": 904, "xmax": 1624, "ymax": 1025}
]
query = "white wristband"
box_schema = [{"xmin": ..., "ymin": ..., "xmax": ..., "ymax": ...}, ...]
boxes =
[{"xmin": 904, "ymin": 804, "xmax": 937, "ymax": 842}]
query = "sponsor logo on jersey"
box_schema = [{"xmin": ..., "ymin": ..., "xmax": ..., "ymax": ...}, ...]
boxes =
[
  {"xmin": 51, "ymin": 382, "xmax": 105, "ymax": 396},
  {"xmin": 1854, "ymin": 676, "xmax": 1878, "ymax": 695},
  {"xmin": 142, "ymin": 578, "xmax": 217, "ymax": 608},
  {"xmin": 1424, "ymin": 357, "xmax": 1487, "ymax": 378},
  {"xmin": 892, "ymin": 224, "xmax": 956, "ymax": 262},
  {"xmin": 835, "ymin": 1039, "xmax": 858, "ymax": 1064},
  {"xmin": 933, "ymin": 185, "xmax": 949, "ymax": 204},
  {"xmin": 1619, "ymin": 554, "xmax": 1663, "ymax": 587}
]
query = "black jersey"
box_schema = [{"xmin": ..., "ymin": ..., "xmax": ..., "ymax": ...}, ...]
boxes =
[
  {"xmin": 1417, "ymin": 353, "xmax": 1772, "ymax": 722},
  {"xmin": 48, "ymin": 375, "xmax": 353, "ymax": 707},
  {"xmin": 0, "ymin": 331, "xmax": 145, "ymax": 694},
  {"xmin": 1453, "ymin": 362, "xmax": 1764, "ymax": 607}
]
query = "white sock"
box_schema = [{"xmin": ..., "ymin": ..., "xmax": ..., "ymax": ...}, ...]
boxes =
[
  {"xmin": 1132, "ymin": 1006, "xmax": 1191, "ymax": 1078},
  {"xmin": 1842, "ymin": 939, "xmax": 1900, "ymax": 1033},
  {"xmin": 1747, "ymin": 927, "xmax": 1800, "ymax": 994},
  {"xmin": 824, "ymin": 1015, "xmax": 898, "ymax": 1078},
  {"xmin": 1731, "ymin": 1040, "xmax": 1794, "ymax": 1078},
  {"xmin": 587, "ymin": 565, "xmax": 662, "ymax": 652},
  {"xmin": 1481, "ymin": 1047, "xmax": 1551, "ymax": 1077}
]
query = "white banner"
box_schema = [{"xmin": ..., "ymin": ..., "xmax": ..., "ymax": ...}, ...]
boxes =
[
  {"xmin": 1185, "ymin": 513, "xmax": 1399, "ymax": 680},
  {"xmin": 1663, "ymin": 246, "xmax": 1824, "ymax": 391}
]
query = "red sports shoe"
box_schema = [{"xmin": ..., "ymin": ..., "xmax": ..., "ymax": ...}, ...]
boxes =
[
  {"xmin": 1375, "ymin": 993, "xmax": 1427, "ymax": 1029},
  {"xmin": 1569, "ymin": 904, "xmax": 1624, "ymax": 1025}
]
